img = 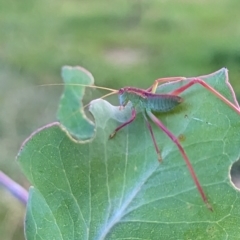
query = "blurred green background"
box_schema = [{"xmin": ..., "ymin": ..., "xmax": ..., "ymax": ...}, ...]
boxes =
[{"xmin": 1, "ymin": 0, "xmax": 240, "ymax": 239}]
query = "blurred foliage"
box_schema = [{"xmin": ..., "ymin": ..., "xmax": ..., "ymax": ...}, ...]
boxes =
[{"xmin": 1, "ymin": 0, "xmax": 240, "ymax": 239}]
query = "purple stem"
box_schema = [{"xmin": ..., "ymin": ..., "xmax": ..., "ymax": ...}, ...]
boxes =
[{"xmin": 0, "ymin": 171, "xmax": 28, "ymax": 205}]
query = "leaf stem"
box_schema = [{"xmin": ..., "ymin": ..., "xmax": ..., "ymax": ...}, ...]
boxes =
[{"xmin": 0, "ymin": 171, "xmax": 28, "ymax": 205}]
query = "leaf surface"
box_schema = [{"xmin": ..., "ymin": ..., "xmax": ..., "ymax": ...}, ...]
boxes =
[{"xmin": 18, "ymin": 67, "xmax": 240, "ymax": 239}]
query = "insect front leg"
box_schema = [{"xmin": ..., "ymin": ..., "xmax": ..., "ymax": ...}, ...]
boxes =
[
  {"xmin": 146, "ymin": 109, "xmax": 213, "ymax": 211},
  {"xmin": 109, "ymin": 109, "xmax": 137, "ymax": 139}
]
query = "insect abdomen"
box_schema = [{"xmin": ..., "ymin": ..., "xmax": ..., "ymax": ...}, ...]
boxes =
[{"xmin": 145, "ymin": 94, "xmax": 183, "ymax": 112}]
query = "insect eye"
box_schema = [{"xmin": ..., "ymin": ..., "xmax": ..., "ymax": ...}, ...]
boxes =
[{"xmin": 119, "ymin": 88, "xmax": 124, "ymax": 95}]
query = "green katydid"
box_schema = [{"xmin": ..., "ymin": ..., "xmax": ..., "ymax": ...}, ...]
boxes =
[
  {"xmin": 42, "ymin": 75, "xmax": 240, "ymax": 211},
  {"xmin": 90, "ymin": 76, "xmax": 240, "ymax": 211}
]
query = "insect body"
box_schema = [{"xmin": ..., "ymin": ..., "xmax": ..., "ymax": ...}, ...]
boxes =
[{"xmin": 118, "ymin": 87, "xmax": 183, "ymax": 111}]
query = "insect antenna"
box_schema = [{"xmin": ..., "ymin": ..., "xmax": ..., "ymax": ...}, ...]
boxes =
[
  {"xmin": 83, "ymin": 90, "xmax": 118, "ymax": 109},
  {"xmin": 38, "ymin": 83, "xmax": 117, "ymax": 93},
  {"xmin": 38, "ymin": 83, "xmax": 119, "ymax": 122}
]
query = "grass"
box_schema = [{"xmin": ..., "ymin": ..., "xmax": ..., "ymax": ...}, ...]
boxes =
[{"xmin": 1, "ymin": 0, "xmax": 240, "ymax": 239}]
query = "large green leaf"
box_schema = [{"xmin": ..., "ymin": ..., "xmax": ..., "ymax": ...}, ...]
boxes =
[{"xmin": 18, "ymin": 67, "xmax": 240, "ymax": 239}]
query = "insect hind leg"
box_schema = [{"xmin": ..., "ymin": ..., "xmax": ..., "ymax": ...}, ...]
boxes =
[{"xmin": 170, "ymin": 78, "xmax": 240, "ymax": 114}]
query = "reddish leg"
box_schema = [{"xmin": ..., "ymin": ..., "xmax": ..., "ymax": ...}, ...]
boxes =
[
  {"xmin": 150, "ymin": 77, "xmax": 240, "ymax": 113},
  {"xmin": 142, "ymin": 112, "xmax": 162, "ymax": 162},
  {"xmin": 146, "ymin": 110, "xmax": 213, "ymax": 211},
  {"xmin": 169, "ymin": 78, "xmax": 240, "ymax": 113},
  {"xmin": 109, "ymin": 109, "xmax": 136, "ymax": 138}
]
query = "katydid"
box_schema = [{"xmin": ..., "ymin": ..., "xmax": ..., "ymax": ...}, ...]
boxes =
[{"xmin": 105, "ymin": 76, "xmax": 240, "ymax": 211}]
